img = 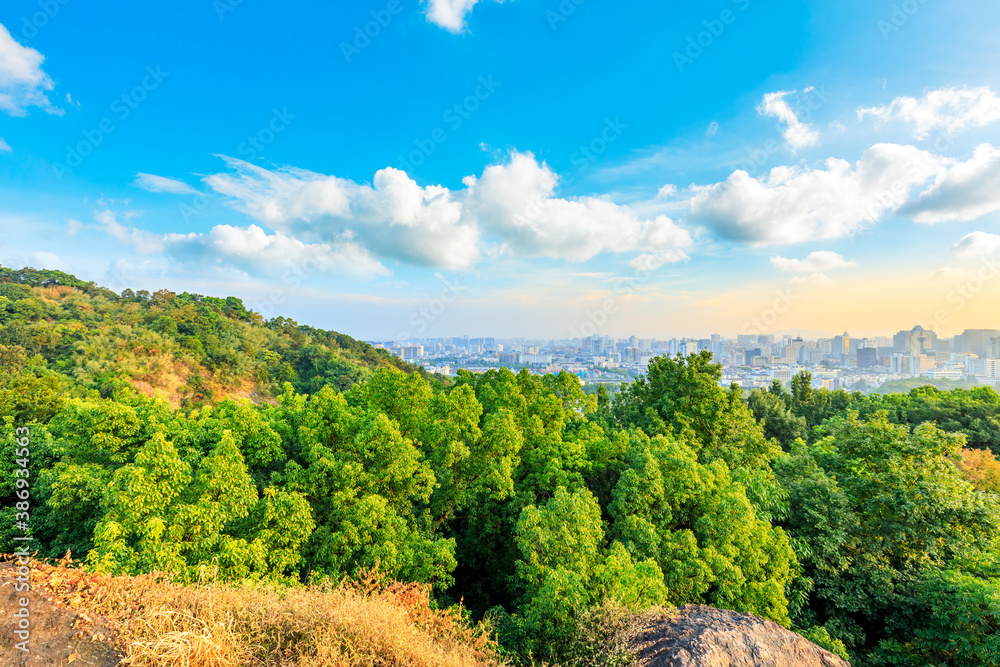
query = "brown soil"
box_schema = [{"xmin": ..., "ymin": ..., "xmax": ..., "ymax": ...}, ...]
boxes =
[
  {"xmin": 0, "ymin": 563, "xmax": 122, "ymax": 667},
  {"xmin": 629, "ymin": 605, "xmax": 850, "ymax": 667}
]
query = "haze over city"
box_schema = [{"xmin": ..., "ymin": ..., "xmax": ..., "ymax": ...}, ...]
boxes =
[{"xmin": 1, "ymin": 1, "xmax": 999, "ymax": 339}]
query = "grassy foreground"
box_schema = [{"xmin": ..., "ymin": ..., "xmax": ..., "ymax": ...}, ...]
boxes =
[{"xmin": 24, "ymin": 557, "xmax": 506, "ymax": 667}]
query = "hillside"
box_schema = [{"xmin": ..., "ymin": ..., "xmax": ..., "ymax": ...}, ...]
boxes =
[
  {"xmin": 0, "ymin": 266, "xmax": 436, "ymax": 411},
  {"xmin": 2, "ymin": 267, "xmax": 999, "ymax": 666}
]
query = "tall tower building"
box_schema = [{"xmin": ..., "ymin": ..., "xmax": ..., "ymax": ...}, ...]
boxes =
[
  {"xmin": 894, "ymin": 326, "xmax": 937, "ymax": 355},
  {"xmin": 857, "ymin": 347, "xmax": 878, "ymax": 368},
  {"xmin": 833, "ymin": 332, "xmax": 851, "ymax": 361},
  {"xmin": 961, "ymin": 329, "xmax": 1000, "ymax": 359}
]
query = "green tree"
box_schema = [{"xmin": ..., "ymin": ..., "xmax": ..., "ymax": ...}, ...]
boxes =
[
  {"xmin": 513, "ymin": 486, "xmax": 667, "ymax": 659},
  {"xmin": 747, "ymin": 385, "xmax": 808, "ymax": 449},
  {"xmin": 776, "ymin": 412, "xmax": 1000, "ymax": 665},
  {"xmin": 608, "ymin": 433, "xmax": 795, "ymax": 624}
]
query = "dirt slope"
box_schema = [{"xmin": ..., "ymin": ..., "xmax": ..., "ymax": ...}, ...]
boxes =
[{"xmin": 0, "ymin": 562, "xmax": 122, "ymax": 667}]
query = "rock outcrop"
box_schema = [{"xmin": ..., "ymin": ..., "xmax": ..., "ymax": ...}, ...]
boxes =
[{"xmin": 629, "ymin": 605, "xmax": 849, "ymax": 667}]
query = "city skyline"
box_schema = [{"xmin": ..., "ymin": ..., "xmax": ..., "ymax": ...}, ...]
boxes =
[
  {"xmin": 1, "ymin": 1, "xmax": 1000, "ymax": 339},
  {"xmin": 373, "ymin": 325, "xmax": 1000, "ymax": 393}
]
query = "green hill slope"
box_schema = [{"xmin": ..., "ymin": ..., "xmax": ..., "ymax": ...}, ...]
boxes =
[{"xmin": 0, "ymin": 265, "xmax": 434, "ymax": 411}]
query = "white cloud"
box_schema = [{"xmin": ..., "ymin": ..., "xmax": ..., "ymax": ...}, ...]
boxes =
[
  {"xmin": 656, "ymin": 184, "xmax": 677, "ymax": 199},
  {"xmin": 184, "ymin": 224, "xmax": 390, "ymax": 279},
  {"xmin": 789, "ymin": 272, "xmax": 836, "ymax": 289},
  {"xmin": 770, "ymin": 251, "xmax": 856, "ymax": 272},
  {"xmin": 426, "ymin": 0, "xmax": 484, "ymax": 32},
  {"xmin": 203, "ymin": 152, "xmax": 692, "ymax": 271},
  {"xmin": 689, "ymin": 143, "xmax": 946, "ymax": 244},
  {"xmin": 133, "ymin": 172, "xmax": 197, "ymax": 195},
  {"xmin": 97, "ymin": 207, "xmax": 389, "ymax": 280},
  {"xmin": 0, "ymin": 23, "xmax": 60, "ymax": 116},
  {"xmin": 27, "ymin": 251, "xmax": 62, "ymax": 270},
  {"xmin": 858, "ymin": 86, "xmax": 1000, "ymax": 139},
  {"xmin": 758, "ymin": 90, "xmax": 819, "ymax": 150},
  {"xmin": 902, "ymin": 143, "xmax": 1000, "ymax": 223},
  {"xmin": 461, "ymin": 151, "xmax": 693, "ymax": 269},
  {"xmin": 953, "ymin": 231, "xmax": 1000, "ymax": 259},
  {"xmin": 205, "ymin": 156, "xmax": 478, "ymax": 270},
  {"xmin": 705, "ymin": 121, "xmax": 719, "ymax": 137},
  {"xmin": 0, "ymin": 138, "xmax": 10, "ymax": 152},
  {"xmin": 97, "ymin": 209, "xmax": 170, "ymax": 255}
]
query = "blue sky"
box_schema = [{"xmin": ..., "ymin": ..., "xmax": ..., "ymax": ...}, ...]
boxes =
[{"xmin": 2, "ymin": 0, "xmax": 1000, "ymax": 339}]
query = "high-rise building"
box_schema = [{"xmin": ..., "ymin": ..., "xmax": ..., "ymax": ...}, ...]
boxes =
[
  {"xmin": 894, "ymin": 326, "xmax": 937, "ymax": 355},
  {"xmin": 966, "ymin": 357, "xmax": 1000, "ymax": 377},
  {"xmin": 784, "ymin": 337, "xmax": 804, "ymax": 365},
  {"xmin": 499, "ymin": 352, "xmax": 519, "ymax": 365},
  {"xmin": 891, "ymin": 353, "xmax": 918, "ymax": 376},
  {"xmin": 919, "ymin": 355, "xmax": 935, "ymax": 374},
  {"xmin": 833, "ymin": 332, "xmax": 851, "ymax": 361},
  {"xmin": 857, "ymin": 347, "xmax": 878, "ymax": 368},
  {"xmin": 401, "ymin": 345, "xmax": 424, "ymax": 360},
  {"xmin": 960, "ymin": 329, "xmax": 1000, "ymax": 359}
]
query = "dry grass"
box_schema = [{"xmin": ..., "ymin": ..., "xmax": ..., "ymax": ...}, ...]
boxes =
[{"xmin": 28, "ymin": 559, "xmax": 506, "ymax": 667}]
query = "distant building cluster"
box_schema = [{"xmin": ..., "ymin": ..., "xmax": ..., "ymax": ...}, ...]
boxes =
[{"xmin": 368, "ymin": 327, "xmax": 1000, "ymax": 391}]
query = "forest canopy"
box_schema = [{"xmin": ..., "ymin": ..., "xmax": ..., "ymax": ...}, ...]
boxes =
[{"xmin": 2, "ymin": 269, "xmax": 999, "ymax": 666}]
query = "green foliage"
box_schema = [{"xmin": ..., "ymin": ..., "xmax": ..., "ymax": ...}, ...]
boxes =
[
  {"xmin": 799, "ymin": 626, "xmax": 850, "ymax": 661},
  {"xmin": 613, "ymin": 352, "xmax": 782, "ymax": 471},
  {"xmin": 747, "ymin": 381, "xmax": 808, "ymax": 449},
  {"xmin": 608, "ymin": 433, "xmax": 795, "ymax": 623},
  {"xmin": 776, "ymin": 412, "xmax": 1000, "ymax": 665},
  {"xmin": 512, "ymin": 487, "xmax": 667, "ymax": 658},
  {"xmin": 0, "ymin": 268, "xmax": 437, "ymax": 408},
  {"xmin": 4, "ymin": 270, "xmax": 1000, "ymax": 665}
]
